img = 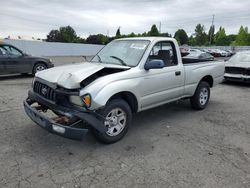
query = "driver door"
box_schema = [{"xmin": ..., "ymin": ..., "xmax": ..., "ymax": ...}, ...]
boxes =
[
  {"xmin": 3, "ymin": 45, "xmax": 29, "ymax": 73},
  {"xmin": 139, "ymin": 41, "xmax": 185, "ymax": 109}
]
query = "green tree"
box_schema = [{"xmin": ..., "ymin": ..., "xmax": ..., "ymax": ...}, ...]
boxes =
[
  {"xmin": 174, "ymin": 29, "xmax": 188, "ymax": 45},
  {"xmin": 148, "ymin": 24, "xmax": 160, "ymax": 36},
  {"xmin": 215, "ymin": 27, "xmax": 230, "ymax": 46},
  {"xmin": 115, "ymin": 27, "xmax": 121, "ymax": 38},
  {"xmin": 46, "ymin": 26, "xmax": 79, "ymax": 43},
  {"xmin": 226, "ymin": 34, "xmax": 236, "ymax": 45},
  {"xmin": 194, "ymin": 24, "xmax": 207, "ymax": 46},
  {"xmin": 235, "ymin": 26, "xmax": 249, "ymax": 46},
  {"xmin": 85, "ymin": 34, "xmax": 109, "ymax": 45},
  {"xmin": 208, "ymin": 25, "xmax": 215, "ymax": 45},
  {"xmin": 59, "ymin": 26, "xmax": 78, "ymax": 43},
  {"xmin": 188, "ymin": 35, "xmax": 196, "ymax": 46},
  {"xmin": 46, "ymin": 29, "xmax": 61, "ymax": 42}
]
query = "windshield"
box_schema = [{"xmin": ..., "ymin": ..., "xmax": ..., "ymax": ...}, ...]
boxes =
[
  {"xmin": 91, "ymin": 40, "xmax": 150, "ymax": 67},
  {"xmin": 229, "ymin": 52, "xmax": 250, "ymax": 63}
]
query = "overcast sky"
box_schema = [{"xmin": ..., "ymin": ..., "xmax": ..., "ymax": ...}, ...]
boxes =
[{"xmin": 0, "ymin": 0, "xmax": 250, "ymax": 39}]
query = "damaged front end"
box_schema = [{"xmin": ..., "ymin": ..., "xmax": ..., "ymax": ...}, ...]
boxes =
[{"xmin": 24, "ymin": 89, "xmax": 107, "ymax": 140}]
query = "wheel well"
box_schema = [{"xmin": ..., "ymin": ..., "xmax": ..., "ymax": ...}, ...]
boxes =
[
  {"xmin": 35, "ymin": 61, "xmax": 47, "ymax": 68},
  {"xmin": 109, "ymin": 92, "xmax": 138, "ymax": 113},
  {"xmin": 200, "ymin": 75, "xmax": 213, "ymax": 87}
]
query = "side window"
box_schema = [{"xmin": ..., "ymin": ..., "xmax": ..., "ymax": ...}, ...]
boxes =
[
  {"xmin": 4, "ymin": 46, "xmax": 22, "ymax": 56},
  {"xmin": 148, "ymin": 41, "xmax": 177, "ymax": 67},
  {"xmin": 0, "ymin": 47, "xmax": 8, "ymax": 56}
]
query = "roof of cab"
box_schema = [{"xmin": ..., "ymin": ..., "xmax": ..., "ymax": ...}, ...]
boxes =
[{"xmin": 116, "ymin": 37, "xmax": 175, "ymax": 42}]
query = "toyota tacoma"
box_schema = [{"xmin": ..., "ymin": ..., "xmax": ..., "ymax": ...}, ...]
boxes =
[{"xmin": 24, "ymin": 37, "xmax": 225, "ymax": 143}]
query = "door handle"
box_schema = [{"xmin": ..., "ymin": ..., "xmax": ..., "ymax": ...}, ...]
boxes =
[{"xmin": 175, "ymin": 71, "xmax": 181, "ymax": 76}]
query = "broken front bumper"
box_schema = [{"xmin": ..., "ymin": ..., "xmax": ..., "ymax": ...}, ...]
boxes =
[{"xmin": 23, "ymin": 90, "xmax": 107, "ymax": 140}]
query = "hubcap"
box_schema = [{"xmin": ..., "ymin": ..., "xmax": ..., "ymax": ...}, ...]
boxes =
[
  {"xmin": 104, "ymin": 108, "xmax": 127, "ymax": 137},
  {"xmin": 199, "ymin": 88, "xmax": 208, "ymax": 105},
  {"xmin": 36, "ymin": 65, "xmax": 45, "ymax": 73}
]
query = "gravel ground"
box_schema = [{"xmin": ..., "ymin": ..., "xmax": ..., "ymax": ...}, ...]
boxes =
[{"xmin": 0, "ymin": 75, "xmax": 250, "ymax": 188}]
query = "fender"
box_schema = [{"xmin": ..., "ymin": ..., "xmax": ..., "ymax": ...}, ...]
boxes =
[{"xmin": 90, "ymin": 79, "xmax": 141, "ymax": 111}]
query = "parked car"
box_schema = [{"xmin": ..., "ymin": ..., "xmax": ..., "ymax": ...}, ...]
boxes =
[
  {"xmin": 180, "ymin": 47, "xmax": 189, "ymax": 57},
  {"xmin": 24, "ymin": 37, "xmax": 225, "ymax": 143},
  {"xmin": 224, "ymin": 51, "xmax": 250, "ymax": 82},
  {"xmin": 182, "ymin": 52, "xmax": 214, "ymax": 63},
  {"xmin": 0, "ymin": 43, "xmax": 54, "ymax": 75}
]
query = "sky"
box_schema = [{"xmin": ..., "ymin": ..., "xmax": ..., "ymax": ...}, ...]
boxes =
[{"xmin": 0, "ymin": 0, "xmax": 250, "ymax": 39}]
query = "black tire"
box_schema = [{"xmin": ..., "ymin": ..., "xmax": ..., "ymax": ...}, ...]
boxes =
[
  {"xmin": 32, "ymin": 63, "xmax": 47, "ymax": 75},
  {"xmin": 190, "ymin": 81, "xmax": 210, "ymax": 110},
  {"xmin": 92, "ymin": 99, "xmax": 132, "ymax": 144}
]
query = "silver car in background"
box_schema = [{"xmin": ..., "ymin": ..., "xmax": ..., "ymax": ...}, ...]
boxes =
[{"xmin": 224, "ymin": 51, "xmax": 250, "ymax": 82}]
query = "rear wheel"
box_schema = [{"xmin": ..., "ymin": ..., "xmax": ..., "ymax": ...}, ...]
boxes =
[
  {"xmin": 92, "ymin": 99, "xmax": 132, "ymax": 144},
  {"xmin": 190, "ymin": 81, "xmax": 210, "ymax": 110},
  {"xmin": 33, "ymin": 63, "xmax": 47, "ymax": 75}
]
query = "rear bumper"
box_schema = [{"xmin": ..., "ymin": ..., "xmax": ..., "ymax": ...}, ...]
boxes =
[{"xmin": 23, "ymin": 90, "xmax": 107, "ymax": 140}]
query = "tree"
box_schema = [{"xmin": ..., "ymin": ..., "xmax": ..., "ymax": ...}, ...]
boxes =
[
  {"xmin": 59, "ymin": 26, "xmax": 78, "ymax": 43},
  {"xmin": 148, "ymin": 24, "xmax": 160, "ymax": 36},
  {"xmin": 46, "ymin": 26, "xmax": 79, "ymax": 43},
  {"xmin": 46, "ymin": 29, "xmax": 61, "ymax": 42},
  {"xmin": 226, "ymin": 34, "xmax": 236, "ymax": 45},
  {"xmin": 85, "ymin": 34, "xmax": 109, "ymax": 45},
  {"xmin": 235, "ymin": 26, "xmax": 249, "ymax": 46},
  {"xmin": 194, "ymin": 24, "xmax": 207, "ymax": 46},
  {"xmin": 174, "ymin": 29, "xmax": 188, "ymax": 45},
  {"xmin": 188, "ymin": 35, "xmax": 196, "ymax": 46},
  {"xmin": 215, "ymin": 27, "xmax": 230, "ymax": 46},
  {"xmin": 115, "ymin": 27, "xmax": 121, "ymax": 38},
  {"xmin": 208, "ymin": 25, "xmax": 215, "ymax": 45}
]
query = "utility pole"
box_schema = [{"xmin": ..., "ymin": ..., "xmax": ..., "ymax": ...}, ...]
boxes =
[
  {"xmin": 209, "ymin": 14, "xmax": 215, "ymax": 45},
  {"xmin": 159, "ymin": 22, "xmax": 161, "ymax": 33}
]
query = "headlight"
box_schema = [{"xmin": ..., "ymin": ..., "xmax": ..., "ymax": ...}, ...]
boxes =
[
  {"xmin": 69, "ymin": 94, "xmax": 91, "ymax": 108},
  {"xmin": 82, "ymin": 94, "xmax": 91, "ymax": 108},
  {"xmin": 69, "ymin": 96, "xmax": 84, "ymax": 106}
]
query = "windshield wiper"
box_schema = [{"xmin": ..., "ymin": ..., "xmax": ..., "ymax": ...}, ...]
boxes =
[
  {"xmin": 110, "ymin": 56, "xmax": 127, "ymax": 66},
  {"xmin": 96, "ymin": 54, "xmax": 103, "ymax": 63}
]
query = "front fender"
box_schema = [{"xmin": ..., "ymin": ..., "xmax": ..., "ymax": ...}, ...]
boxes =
[{"xmin": 90, "ymin": 79, "xmax": 141, "ymax": 110}]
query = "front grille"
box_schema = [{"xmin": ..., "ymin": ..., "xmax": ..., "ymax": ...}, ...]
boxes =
[
  {"xmin": 34, "ymin": 81, "xmax": 56, "ymax": 101},
  {"xmin": 225, "ymin": 67, "xmax": 249, "ymax": 75}
]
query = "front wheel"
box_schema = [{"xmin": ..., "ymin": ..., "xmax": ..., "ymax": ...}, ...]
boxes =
[
  {"xmin": 92, "ymin": 99, "xmax": 132, "ymax": 144},
  {"xmin": 33, "ymin": 63, "xmax": 47, "ymax": 75},
  {"xmin": 190, "ymin": 81, "xmax": 210, "ymax": 110}
]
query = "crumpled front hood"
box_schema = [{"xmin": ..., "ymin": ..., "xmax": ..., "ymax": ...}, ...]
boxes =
[{"xmin": 35, "ymin": 62, "xmax": 129, "ymax": 89}]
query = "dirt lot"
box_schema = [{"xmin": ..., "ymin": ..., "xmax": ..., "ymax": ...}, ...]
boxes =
[{"xmin": 0, "ymin": 74, "xmax": 250, "ymax": 188}]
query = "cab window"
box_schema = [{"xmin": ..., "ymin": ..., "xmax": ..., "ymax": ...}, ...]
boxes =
[{"xmin": 148, "ymin": 41, "xmax": 178, "ymax": 67}]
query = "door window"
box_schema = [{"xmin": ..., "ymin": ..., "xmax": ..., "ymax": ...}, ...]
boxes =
[
  {"xmin": 148, "ymin": 41, "xmax": 178, "ymax": 67},
  {"xmin": 3, "ymin": 45, "xmax": 23, "ymax": 56},
  {"xmin": 0, "ymin": 47, "xmax": 8, "ymax": 56}
]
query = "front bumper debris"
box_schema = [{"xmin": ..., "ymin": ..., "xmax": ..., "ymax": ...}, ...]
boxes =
[{"xmin": 23, "ymin": 90, "xmax": 108, "ymax": 140}]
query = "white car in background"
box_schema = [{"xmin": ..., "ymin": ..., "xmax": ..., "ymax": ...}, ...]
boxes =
[{"xmin": 224, "ymin": 51, "xmax": 250, "ymax": 82}]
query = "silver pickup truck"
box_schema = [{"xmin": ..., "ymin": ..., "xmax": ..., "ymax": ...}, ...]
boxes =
[{"xmin": 24, "ymin": 37, "xmax": 225, "ymax": 143}]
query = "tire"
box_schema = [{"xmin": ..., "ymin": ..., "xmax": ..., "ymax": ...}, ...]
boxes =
[
  {"xmin": 190, "ymin": 81, "xmax": 210, "ymax": 110},
  {"xmin": 92, "ymin": 99, "xmax": 132, "ymax": 144},
  {"xmin": 32, "ymin": 63, "xmax": 47, "ymax": 75}
]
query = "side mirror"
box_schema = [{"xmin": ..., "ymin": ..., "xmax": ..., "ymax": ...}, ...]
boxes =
[{"xmin": 144, "ymin": 59, "xmax": 164, "ymax": 70}]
